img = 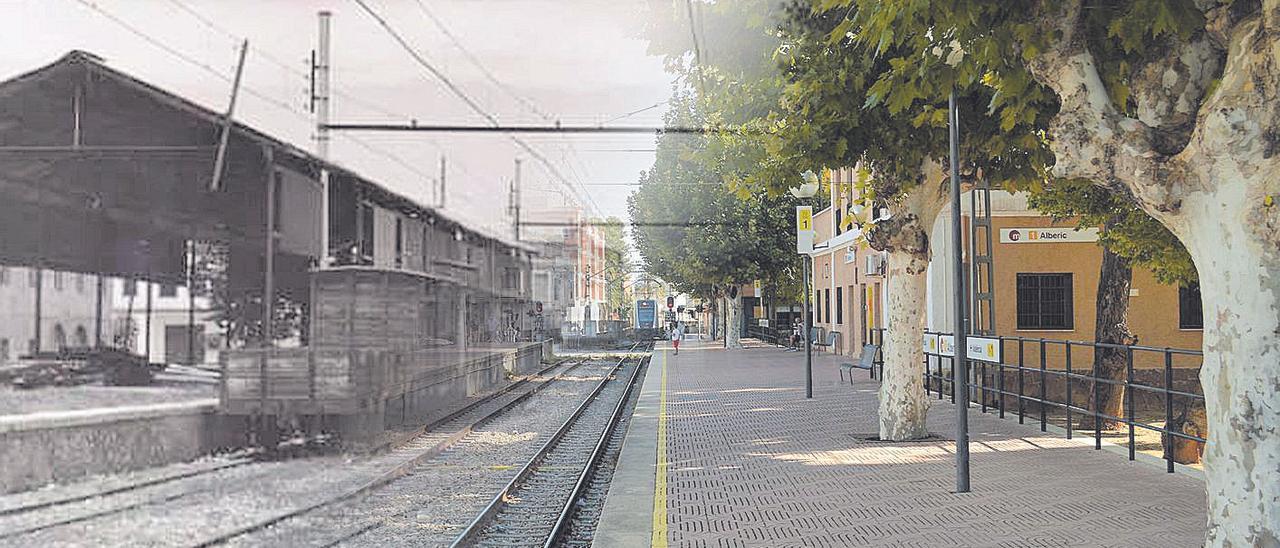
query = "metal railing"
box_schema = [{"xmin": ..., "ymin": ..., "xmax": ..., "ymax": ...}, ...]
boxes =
[
  {"xmin": 746, "ymin": 325, "xmax": 790, "ymax": 347},
  {"xmin": 870, "ymin": 327, "xmax": 1205, "ymax": 473}
]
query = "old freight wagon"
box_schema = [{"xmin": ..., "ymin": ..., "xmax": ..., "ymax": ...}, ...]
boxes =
[
  {"xmin": 213, "ymin": 99, "xmax": 542, "ymax": 448},
  {"xmin": 222, "ymin": 264, "xmax": 544, "ymax": 448}
]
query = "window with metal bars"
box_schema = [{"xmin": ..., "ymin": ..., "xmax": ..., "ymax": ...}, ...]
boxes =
[
  {"xmin": 835, "ymin": 286, "xmax": 843, "ymax": 325},
  {"xmin": 1179, "ymin": 284, "xmax": 1203, "ymax": 330},
  {"xmin": 1016, "ymin": 273, "xmax": 1073, "ymax": 330}
]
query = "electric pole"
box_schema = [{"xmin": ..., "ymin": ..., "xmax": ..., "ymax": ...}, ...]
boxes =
[
  {"xmin": 315, "ymin": 11, "xmax": 332, "ymax": 265},
  {"xmin": 439, "ymin": 156, "xmax": 447, "ymax": 209},
  {"xmin": 511, "ymin": 158, "xmax": 522, "ymax": 241}
]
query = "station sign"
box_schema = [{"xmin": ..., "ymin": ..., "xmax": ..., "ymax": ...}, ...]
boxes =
[
  {"xmin": 922, "ymin": 334, "xmax": 939, "ymax": 354},
  {"xmin": 965, "ymin": 336, "xmax": 1002, "ymax": 363},
  {"xmin": 1000, "ymin": 227, "xmax": 1100, "ymax": 244},
  {"xmin": 936, "ymin": 334, "xmax": 955, "ymax": 357},
  {"xmin": 796, "ymin": 206, "xmax": 814, "ymax": 254}
]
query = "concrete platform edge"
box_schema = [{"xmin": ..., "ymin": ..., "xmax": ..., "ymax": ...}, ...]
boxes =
[
  {"xmin": 0, "ymin": 398, "xmax": 220, "ymax": 434},
  {"xmin": 594, "ymin": 346, "xmax": 663, "ymax": 547}
]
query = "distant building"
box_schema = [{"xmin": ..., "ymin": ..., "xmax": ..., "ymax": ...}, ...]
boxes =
[
  {"xmin": 523, "ymin": 206, "xmax": 608, "ymax": 337},
  {"xmin": 0, "ymin": 266, "xmax": 112, "ymax": 365},
  {"xmin": 110, "ymin": 278, "xmax": 218, "ymax": 366},
  {"xmin": 530, "ymin": 239, "xmax": 574, "ymax": 340}
]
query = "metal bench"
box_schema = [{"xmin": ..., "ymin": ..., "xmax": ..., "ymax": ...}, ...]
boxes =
[
  {"xmin": 839, "ymin": 344, "xmax": 880, "ymax": 383},
  {"xmin": 813, "ymin": 330, "xmax": 839, "ymax": 352}
]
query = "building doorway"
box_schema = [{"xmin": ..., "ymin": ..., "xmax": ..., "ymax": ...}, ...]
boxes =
[{"xmin": 165, "ymin": 324, "xmax": 206, "ymax": 365}]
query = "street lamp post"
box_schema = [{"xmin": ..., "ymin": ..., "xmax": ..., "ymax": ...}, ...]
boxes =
[
  {"xmin": 802, "ymin": 254, "xmax": 812, "ymax": 398},
  {"xmin": 792, "ymin": 171, "xmax": 820, "ymax": 399},
  {"xmin": 949, "ymin": 91, "xmax": 972, "ymax": 493}
]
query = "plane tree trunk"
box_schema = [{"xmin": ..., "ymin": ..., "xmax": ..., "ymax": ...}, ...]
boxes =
[
  {"xmin": 724, "ymin": 285, "xmax": 743, "ymax": 349},
  {"xmin": 1028, "ymin": 4, "xmax": 1280, "ymax": 543},
  {"xmin": 1087, "ymin": 226, "xmax": 1135, "ymax": 430},
  {"xmin": 866, "ymin": 165, "xmax": 948, "ymax": 441}
]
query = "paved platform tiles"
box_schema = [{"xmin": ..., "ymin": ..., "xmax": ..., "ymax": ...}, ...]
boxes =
[{"xmin": 598, "ymin": 338, "xmax": 1206, "ymax": 548}]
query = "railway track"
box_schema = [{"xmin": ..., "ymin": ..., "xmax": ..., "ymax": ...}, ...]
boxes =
[
  {"xmin": 190, "ymin": 357, "xmax": 593, "ymax": 547},
  {"xmin": 550, "ymin": 348, "xmax": 650, "ymax": 547},
  {"xmin": 234, "ymin": 344, "xmax": 651, "ymax": 547},
  {"xmin": 450, "ymin": 343, "xmax": 651, "ymax": 548},
  {"xmin": 0, "ymin": 357, "xmax": 585, "ymax": 546}
]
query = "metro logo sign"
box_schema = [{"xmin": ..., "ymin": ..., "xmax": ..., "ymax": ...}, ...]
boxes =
[
  {"xmin": 965, "ymin": 336, "xmax": 1001, "ymax": 363},
  {"xmin": 1000, "ymin": 227, "xmax": 1100, "ymax": 244}
]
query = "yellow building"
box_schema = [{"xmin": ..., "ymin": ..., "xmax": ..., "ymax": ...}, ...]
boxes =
[{"xmin": 808, "ymin": 176, "xmax": 1202, "ymax": 370}]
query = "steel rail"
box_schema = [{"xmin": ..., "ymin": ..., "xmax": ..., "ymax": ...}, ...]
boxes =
[
  {"xmin": 0, "ymin": 457, "xmax": 253, "ymax": 520},
  {"xmin": 448, "ymin": 343, "xmax": 643, "ymax": 548},
  {"xmin": 376, "ymin": 354, "xmax": 567, "ymax": 452},
  {"xmin": 181, "ymin": 357, "xmax": 590, "ymax": 548},
  {"xmin": 543, "ymin": 349, "xmax": 650, "ymax": 547}
]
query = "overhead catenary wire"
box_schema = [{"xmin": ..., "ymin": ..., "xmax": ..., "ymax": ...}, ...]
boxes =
[
  {"xmin": 162, "ymin": 0, "xmax": 446, "ymax": 183},
  {"xmin": 78, "ymin": 0, "xmax": 440, "ymax": 189},
  {"xmin": 350, "ymin": 0, "xmax": 605, "ymax": 219},
  {"xmin": 405, "ymin": 0, "xmax": 620, "ymax": 218},
  {"xmin": 410, "ymin": 0, "xmax": 554, "ymax": 123}
]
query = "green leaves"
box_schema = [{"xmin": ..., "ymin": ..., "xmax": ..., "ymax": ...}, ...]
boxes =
[{"xmin": 1105, "ymin": 0, "xmax": 1203, "ymax": 54}]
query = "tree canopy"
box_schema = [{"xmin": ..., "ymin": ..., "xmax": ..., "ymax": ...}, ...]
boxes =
[{"xmin": 628, "ymin": 93, "xmax": 802, "ymax": 301}]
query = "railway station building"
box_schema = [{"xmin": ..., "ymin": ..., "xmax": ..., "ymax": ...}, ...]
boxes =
[
  {"xmin": 806, "ymin": 169, "xmax": 1204, "ymax": 371},
  {"xmin": 0, "ymin": 51, "xmax": 541, "ymax": 443}
]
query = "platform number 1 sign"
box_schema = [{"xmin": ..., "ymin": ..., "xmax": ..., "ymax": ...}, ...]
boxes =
[{"xmin": 796, "ymin": 206, "xmax": 814, "ymax": 254}]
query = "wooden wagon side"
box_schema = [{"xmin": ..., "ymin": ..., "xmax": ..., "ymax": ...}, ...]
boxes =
[{"xmin": 220, "ymin": 266, "xmax": 542, "ymax": 448}]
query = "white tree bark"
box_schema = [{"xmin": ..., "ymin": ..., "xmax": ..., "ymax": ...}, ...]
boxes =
[
  {"xmin": 1025, "ymin": 3, "xmax": 1280, "ymax": 543},
  {"xmin": 1180, "ymin": 185, "xmax": 1280, "ymax": 547},
  {"xmin": 878, "ymin": 251, "xmax": 931, "ymax": 440},
  {"xmin": 725, "ymin": 288, "xmax": 744, "ymax": 349},
  {"xmin": 868, "ymin": 163, "xmax": 949, "ymax": 441}
]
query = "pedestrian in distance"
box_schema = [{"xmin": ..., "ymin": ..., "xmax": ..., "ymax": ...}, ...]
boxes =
[
  {"xmin": 789, "ymin": 318, "xmax": 803, "ymax": 351},
  {"xmin": 672, "ymin": 321, "xmax": 685, "ymax": 355}
]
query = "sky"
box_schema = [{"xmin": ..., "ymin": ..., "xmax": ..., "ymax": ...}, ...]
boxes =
[{"xmin": 0, "ymin": 0, "xmax": 678, "ymax": 236}]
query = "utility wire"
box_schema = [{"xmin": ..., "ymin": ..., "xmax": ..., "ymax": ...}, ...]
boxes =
[
  {"xmin": 73, "ymin": 0, "xmax": 298, "ymax": 116},
  {"xmin": 407, "ymin": 0, "xmax": 597, "ymax": 215},
  {"xmin": 352, "ymin": 0, "xmax": 604, "ymax": 218},
  {"xmin": 407, "ymin": 2, "xmax": 610, "ymax": 222},
  {"xmin": 353, "ymin": 0, "xmax": 496, "ymax": 125},
  {"xmin": 410, "ymin": 0, "xmax": 554, "ymax": 122},
  {"xmin": 603, "ymin": 100, "xmax": 668, "ymax": 125},
  {"xmin": 166, "ymin": 0, "xmax": 398, "ymax": 119},
  {"xmin": 157, "ymin": 0, "xmax": 441, "ymax": 183},
  {"xmin": 684, "ymin": 0, "xmax": 707, "ymax": 97},
  {"xmin": 78, "ymin": 0, "xmax": 436, "ymax": 185}
]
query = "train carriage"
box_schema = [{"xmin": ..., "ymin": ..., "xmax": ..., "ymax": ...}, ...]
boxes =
[{"xmin": 635, "ymin": 299, "xmax": 659, "ymax": 340}]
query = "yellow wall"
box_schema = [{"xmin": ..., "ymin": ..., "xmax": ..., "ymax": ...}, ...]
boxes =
[
  {"xmin": 808, "ymin": 206, "xmax": 879, "ymax": 357},
  {"xmin": 988, "ymin": 216, "xmax": 1201, "ymax": 369}
]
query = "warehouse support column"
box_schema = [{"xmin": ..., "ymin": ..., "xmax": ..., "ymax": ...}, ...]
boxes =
[
  {"xmin": 263, "ymin": 147, "xmax": 277, "ymax": 348},
  {"xmin": 33, "ymin": 268, "xmax": 43, "ymax": 353},
  {"xmin": 458, "ymin": 291, "xmax": 469, "ymax": 352},
  {"xmin": 94, "ymin": 274, "xmax": 104, "ymax": 348}
]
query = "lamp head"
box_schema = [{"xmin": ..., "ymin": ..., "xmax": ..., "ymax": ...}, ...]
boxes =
[{"xmin": 790, "ymin": 170, "xmax": 820, "ymax": 199}]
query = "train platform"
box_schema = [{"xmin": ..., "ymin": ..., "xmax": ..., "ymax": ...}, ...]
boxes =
[{"xmin": 596, "ymin": 338, "xmax": 1207, "ymax": 547}]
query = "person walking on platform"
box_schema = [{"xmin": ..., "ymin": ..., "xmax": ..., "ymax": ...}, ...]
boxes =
[{"xmin": 671, "ymin": 322, "xmax": 685, "ymax": 355}]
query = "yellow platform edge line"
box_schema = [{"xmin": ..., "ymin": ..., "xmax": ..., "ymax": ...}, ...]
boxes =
[{"xmin": 651, "ymin": 347, "xmax": 669, "ymax": 548}]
